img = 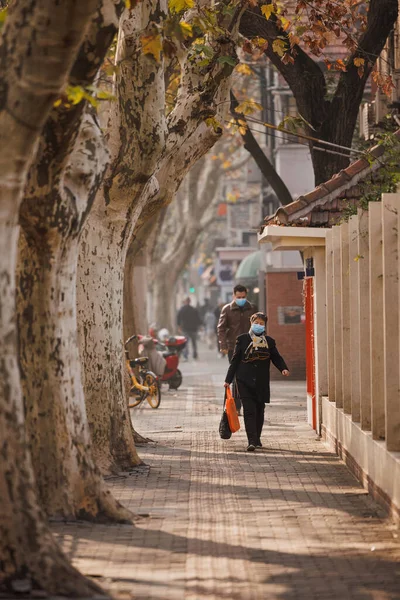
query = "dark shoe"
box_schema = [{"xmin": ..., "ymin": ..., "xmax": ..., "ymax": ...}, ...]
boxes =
[
  {"xmin": 247, "ymin": 444, "xmax": 256, "ymax": 452},
  {"xmin": 256, "ymin": 440, "xmax": 263, "ymax": 448}
]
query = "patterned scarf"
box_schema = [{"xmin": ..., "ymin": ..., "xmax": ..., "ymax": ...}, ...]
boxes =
[{"xmin": 243, "ymin": 329, "xmax": 270, "ymax": 363}]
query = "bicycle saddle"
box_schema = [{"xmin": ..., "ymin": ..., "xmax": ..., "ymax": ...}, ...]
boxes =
[{"xmin": 129, "ymin": 357, "xmax": 148, "ymax": 367}]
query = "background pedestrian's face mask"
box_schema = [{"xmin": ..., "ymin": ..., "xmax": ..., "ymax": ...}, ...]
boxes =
[
  {"xmin": 251, "ymin": 323, "xmax": 265, "ymax": 335},
  {"xmin": 235, "ymin": 298, "xmax": 246, "ymax": 307}
]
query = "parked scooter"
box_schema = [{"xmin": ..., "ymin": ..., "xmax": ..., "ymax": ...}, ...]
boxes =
[{"xmin": 139, "ymin": 330, "xmax": 187, "ymax": 390}]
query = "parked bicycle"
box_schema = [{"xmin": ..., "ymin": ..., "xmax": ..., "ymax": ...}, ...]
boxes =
[{"xmin": 125, "ymin": 335, "xmax": 161, "ymax": 409}]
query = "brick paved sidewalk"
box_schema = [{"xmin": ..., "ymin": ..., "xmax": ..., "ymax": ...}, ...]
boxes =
[{"xmin": 53, "ymin": 350, "xmax": 400, "ymax": 600}]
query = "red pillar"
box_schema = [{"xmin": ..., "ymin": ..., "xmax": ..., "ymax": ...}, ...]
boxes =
[{"xmin": 305, "ymin": 277, "xmax": 317, "ymax": 430}]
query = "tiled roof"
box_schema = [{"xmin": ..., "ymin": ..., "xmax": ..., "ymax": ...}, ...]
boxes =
[{"xmin": 263, "ymin": 130, "xmax": 400, "ymax": 229}]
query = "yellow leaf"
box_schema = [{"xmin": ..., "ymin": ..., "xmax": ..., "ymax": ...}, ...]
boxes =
[
  {"xmin": 280, "ymin": 16, "xmax": 291, "ymax": 32},
  {"xmin": 354, "ymin": 57, "xmax": 365, "ymax": 67},
  {"xmin": 141, "ymin": 33, "xmax": 163, "ymax": 62},
  {"xmin": 234, "ymin": 100, "xmax": 263, "ymax": 115},
  {"xmin": 180, "ymin": 21, "xmax": 193, "ymax": 37},
  {"xmin": 235, "ymin": 63, "xmax": 253, "ymax": 75},
  {"xmin": 206, "ymin": 117, "xmax": 222, "ymax": 133},
  {"xmin": 53, "ymin": 99, "xmax": 62, "ymax": 108},
  {"xmin": 169, "ymin": 0, "xmax": 194, "ymax": 13},
  {"xmin": 252, "ymin": 37, "xmax": 269, "ymax": 49},
  {"xmin": 261, "ymin": 4, "xmax": 274, "ymax": 19},
  {"xmin": 272, "ymin": 38, "xmax": 287, "ymax": 57}
]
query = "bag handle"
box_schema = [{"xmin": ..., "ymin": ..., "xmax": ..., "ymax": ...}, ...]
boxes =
[{"xmin": 223, "ymin": 385, "xmax": 233, "ymax": 409}]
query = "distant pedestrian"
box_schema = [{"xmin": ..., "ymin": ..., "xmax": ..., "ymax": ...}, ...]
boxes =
[
  {"xmin": 214, "ymin": 301, "xmax": 224, "ymax": 355},
  {"xmin": 224, "ymin": 312, "xmax": 289, "ymax": 452},
  {"xmin": 177, "ymin": 297, "xmax": 202, "ymax": 360},
  {"xmin": 203, "ymin": 309, "xmax": 217, "ymax": 349},
  {"xmin": 217, "ymin": 284, "xmax": 256, "ymax": 410}
]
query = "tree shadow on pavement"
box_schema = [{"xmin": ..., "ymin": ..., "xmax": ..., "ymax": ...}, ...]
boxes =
[{"xmin": 54, "ymin": 523, "xmax": 400, "ymax": 600}]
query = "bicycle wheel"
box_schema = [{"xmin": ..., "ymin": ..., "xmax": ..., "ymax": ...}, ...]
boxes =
[
  {"xmin": 143, "ymin": 371, "xmax": 161, "ymax": 409},
  {"xmin": 128, "ymin": 385, "xmax": 144, "ymax": 408}
]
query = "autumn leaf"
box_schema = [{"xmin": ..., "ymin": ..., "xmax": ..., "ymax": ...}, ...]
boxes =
[
  {"xmin": 261, "ymin": 4, "xmax": 275, "ymax": 19},
  {"xmin": 280, "ymin": 16, "xmax": 291, "ymax": 32},
  {"xmin": 141, "ymin": 33, "xmax": 163, "ymax": 62},
  {"xmin": 180, "ymin": 21, "xmax": 193, "ymax": 37},
  {"xmin": 334, "ymin": 58, "xmax": 347, "ymax": 72},
  {"xmin": 236, "ymin": 63, "xmax": 253, "ymax": 75},
  {"xmin": 353, "ymin": 57, "xmax": 365, "ymax": 67},
  {"xmin": 218, "ymin": 56, "xmax": 236, "ymax": 67},
  {"xmin": 252, "ymin": 37, "xmax": 269, "ymax": 50},
  {"xmin": 272, "ymin": 38, "xmax": 287, "ymax": 57},
  {"xmin": 169, "ymin": 0, "xmax": 194, "ymax": 14},
  {"xmin": 0, "ymin": 8, "xmax": 7, "ymax": 27},
  {"xmin": 206, "ymin": 117, "xmax": 222, "ymax": 133},
  {"xmin": 234, "ymin": 100, "xmax": 263, "ymax": 115}
]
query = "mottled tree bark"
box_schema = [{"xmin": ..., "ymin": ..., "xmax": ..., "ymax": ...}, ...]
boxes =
[
  {"xmin": 17, "ymin": 1, "xmax": 133, "ymax": 519},
  {"xmin": 0, "ymin": 0, "xmax": 109, "ymax": 595},
  {"xmin": 78, "ymin": 0, "xmax": 245, "ymax": 473}
]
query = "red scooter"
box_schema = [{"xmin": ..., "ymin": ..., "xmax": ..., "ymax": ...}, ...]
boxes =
[{"xmin": 139, "ymin": 332, "xmax": 187, "ymax": 390}]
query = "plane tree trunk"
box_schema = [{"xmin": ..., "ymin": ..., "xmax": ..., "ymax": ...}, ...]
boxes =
[
  {"xmin": 0, "ymin": 0, "xmax": 110, "ymax": 594},
  {"xmin": 17, "ymin": 1, "xmax": 133, "ymax": 518},
  {"xmin": 77, "ymin": 1, "xmax": 246, "ymax": 472}
]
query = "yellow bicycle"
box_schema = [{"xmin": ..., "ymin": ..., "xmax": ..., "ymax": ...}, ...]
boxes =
[{"xmin": 125, "ymin": 335, "xmax": 161, "ymax": 409}]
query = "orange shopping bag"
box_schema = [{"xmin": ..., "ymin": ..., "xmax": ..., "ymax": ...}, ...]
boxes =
[{"xmin": 225, "ymin": 387, "xmax": 240, "ymax": 433}]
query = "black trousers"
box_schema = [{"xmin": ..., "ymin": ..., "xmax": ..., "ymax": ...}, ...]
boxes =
[
  {"xmin": 237, "ymin": 383, "xmax": 265, "ymax": 446},
  {"xmin": 183, "ymin": 330, "xmax": 198, "ymax": 359},
  {"xmin": 228, "ymin": 350, "xmax": 241, "ymax": 411}
]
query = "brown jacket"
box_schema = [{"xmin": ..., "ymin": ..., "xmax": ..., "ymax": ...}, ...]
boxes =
[{"xmin": 217, "ymin": 300, "xmax": 256, "ymax": 353}]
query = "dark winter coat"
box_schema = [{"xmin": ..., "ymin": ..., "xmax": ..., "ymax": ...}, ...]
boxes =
[
  {"xmin": 177, "ymin": 304, "xmax": 202, "ymax": 332},
  {"xmin": 217, "ymin": 300, "xmax": 256, "ymax": 352},
  {"xmin": 225, "ymin": 333, "xmax": 288, "ymax": 404}
]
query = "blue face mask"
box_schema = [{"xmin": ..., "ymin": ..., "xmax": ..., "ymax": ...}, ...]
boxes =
[
  {"xmin": 251, "ymin": 323, "xmax": 265, "ymax": 335},
  {"xmin": 235, "ymin": 298, "xmax": 247, "ymax": 307}
]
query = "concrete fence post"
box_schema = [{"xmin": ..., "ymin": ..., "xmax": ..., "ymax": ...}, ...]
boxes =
[
  {"xmin": 325, "ymin": 230, "xmax": 335, "ymax": 402},
  {"xmin": 349, "ymin": 215, "xmax": 361, "ymax": 423},
  {"xmin": 369, "ymin": 201, "xmax": 385, "ymax": 440},
  {"xmin": 332, "ymin": 226, "xmax": 343, "ymax": 408},
  {"xmin": 341, "ymin": 224, "xmax": 351, "ymax": 414},
  {"xmin": 357, "ymin": 209, "xmax": 371, "ymax": 431},
  {"xmin": 382, "ymin": 193, "xmax": 400, "ymax": 452}
]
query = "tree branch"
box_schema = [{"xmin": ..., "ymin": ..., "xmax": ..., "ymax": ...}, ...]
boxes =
[
  {"xmin": 230, "ymin": 91, "xmax": 292, "ymax": 206},
  {"xmin": 329, "ymin": 0, "xmax": 398, "ymax": 128},
  {"xmin": 239, "ymin": 4, "xmax": 328, "ymax": 128}
]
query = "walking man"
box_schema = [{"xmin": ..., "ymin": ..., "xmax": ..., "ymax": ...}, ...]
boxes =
[
  {"xmin": 217, "ymin": 284, "xmax": 256, "ymax": 410},
  {"xmin": 177, "ymin": 297, "xmax": 202, "ymax": 360}
]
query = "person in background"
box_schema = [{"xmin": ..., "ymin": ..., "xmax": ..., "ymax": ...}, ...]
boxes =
[
  {"xmin": 203, "ymin": 308, "xmax": 217, "ymax": 349},
  {"xmin": 224, "ymin": 312, "xmax": 289, "ymax": 452},
  {"xmin": 177, "ymin": 297, "xmax": 202, "ymax": 360},
  {"xmin": 199, "ymin": 298, "xmax": 211, "ymax": 321},
  {"xmin": 217, "ymin": 284, "xmax": 256, "ymax": 411},
  {"xmin": 214, "ymin": 301, "xmax": 223, "ymax": 356}
]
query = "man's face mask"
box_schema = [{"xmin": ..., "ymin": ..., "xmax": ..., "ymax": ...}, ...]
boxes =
[{"xmin": 235, "ymin": 298, "xmax": 246, "ymax": 307}]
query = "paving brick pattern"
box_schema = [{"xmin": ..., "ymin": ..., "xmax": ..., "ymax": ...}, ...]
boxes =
[{"xmin": 52, "ymin": 351, "xmax": 400, "ymax": 600}]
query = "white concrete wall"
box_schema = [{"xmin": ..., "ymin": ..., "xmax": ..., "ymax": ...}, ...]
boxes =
[
  {"xmin": 322, "ymin": 195, "xmax": 400, "ymax": 518},
  {"xmin": 322, "ymin": 397, "xmax": 400, "ymax": 517},
  {"xmin": 275, "ymin": 144, "xmax": 315, "ymax": 198}
]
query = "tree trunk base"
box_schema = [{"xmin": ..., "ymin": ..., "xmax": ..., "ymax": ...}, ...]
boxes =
[
  {"xmin": 133, "ymin": 428, "xmax": 154, "ymax": 445},
  {"xmin": 76, "ymin": 484, "xmax": 134, "ymax": 524},
  {"xmin": 1, "ymin": 551, "xmax": 108, "ymax": 599}
]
